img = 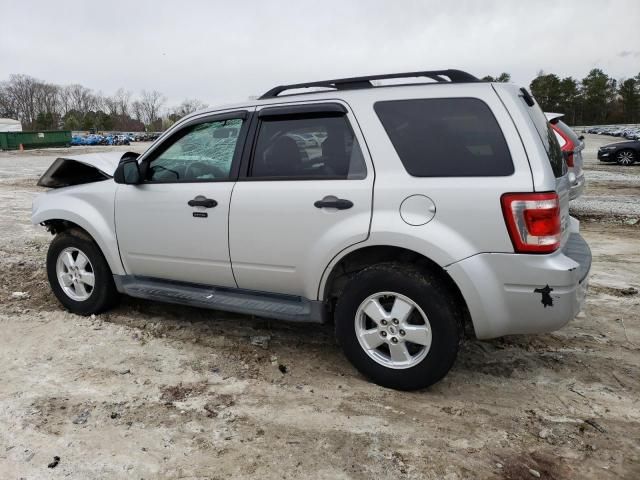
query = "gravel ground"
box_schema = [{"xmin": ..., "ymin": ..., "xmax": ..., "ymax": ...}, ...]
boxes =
[
  {"xmin": 571, "ymin": 134, "xmax": 640, "ymax": 221},
  {"xmin": 0, "ymin": 140, "xmax": 639, "ymax": 479}
]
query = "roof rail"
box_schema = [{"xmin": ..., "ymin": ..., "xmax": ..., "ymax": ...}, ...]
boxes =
[{"xmin": 259, "ymin": 69, "xmax": 480, "ymax": 99}]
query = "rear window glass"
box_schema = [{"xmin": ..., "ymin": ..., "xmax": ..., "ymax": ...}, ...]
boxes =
[{"xmin": 374, "ymin": 98, "xmax": 514, "ymax": 177}]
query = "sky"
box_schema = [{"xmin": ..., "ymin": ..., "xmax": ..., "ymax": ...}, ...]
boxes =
[{"xmin": 1, "ymin": 0, "xmax": 639, "ymax": 108}]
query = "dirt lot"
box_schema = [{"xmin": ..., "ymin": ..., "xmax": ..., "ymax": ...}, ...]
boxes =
[{"xmin": 0, "ymin": 136, "xmax": 639, "ymax": 479}]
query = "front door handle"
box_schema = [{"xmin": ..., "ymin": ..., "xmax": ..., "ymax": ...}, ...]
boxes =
[
  {"xmin": 188, "ymin": 196, "xmax": 218, "ymax": 208},
  {"xmin": 314, "ymin": 197, "xmax": 353, "ymax": 210}
]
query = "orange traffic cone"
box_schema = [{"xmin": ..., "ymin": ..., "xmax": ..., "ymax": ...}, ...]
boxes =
[{"xmin": 19, "ymin": 143, "xmax": 24, "ymax": 152}]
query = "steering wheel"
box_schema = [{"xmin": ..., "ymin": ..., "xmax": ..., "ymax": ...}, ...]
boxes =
[
  {"xmin": 150, "ymin": 164, "xmax": 180, "ymax": 180},
  {"xmin": 185, "ymin": 161, "xmax": 226, "ymax": 180}
]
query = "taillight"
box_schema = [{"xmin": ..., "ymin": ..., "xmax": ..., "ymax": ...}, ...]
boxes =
[
  {"xmin": 563, "ymin": 150, "xmax": 575, "ymax": 167},
  {"xmin": 551, "ymin": 122, "xmax": 575, "ymax": 168},
  {"xmin": 501, "ymin": 192, "xmax": 561, "ymax": 254}
]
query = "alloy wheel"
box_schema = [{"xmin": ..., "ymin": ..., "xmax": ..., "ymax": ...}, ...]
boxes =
[
  {"xmin": 616, "ymin": 150, "xmax": 635, "ymax": 166},
  {"xmin": 354, "ymin": 291, "xmax": 432, "ymax": 369},
  {"xmin": 55, "ymin": 247, "xmax": 95, "ymax": 301}
]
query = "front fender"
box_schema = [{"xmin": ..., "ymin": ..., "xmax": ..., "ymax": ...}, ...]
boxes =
[{"xmin": 31, "ymin": 180, "xmax": 124, "ymax": 275}]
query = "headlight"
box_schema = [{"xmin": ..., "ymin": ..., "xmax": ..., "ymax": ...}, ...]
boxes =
[{"xmin": 600, "ymin": 146, "xmax": 615, "ymax": 151}]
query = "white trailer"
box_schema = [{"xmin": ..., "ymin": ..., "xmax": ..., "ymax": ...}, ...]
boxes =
[{"xmin": 0, "ymin": 118, "xmax": 22, "ymax": 132}]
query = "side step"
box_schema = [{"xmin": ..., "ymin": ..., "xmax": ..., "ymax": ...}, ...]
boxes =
[{"xmin": 113, "ymin": 275, "xmax": 326, "ymax": 323}]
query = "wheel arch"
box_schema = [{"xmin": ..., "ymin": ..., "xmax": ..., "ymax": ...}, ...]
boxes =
[
  {"xmin": 321, "ymin": 245, "xmax": 473, "ymax": 335},
  {"xmin": 35, "ymin": 213, "xmax": 125, "ymax": 276}
]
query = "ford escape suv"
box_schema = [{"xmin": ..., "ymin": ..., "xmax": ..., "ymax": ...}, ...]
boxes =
[{"xmin": 32, "ymin": 70, "xmax": 591, "ymax": 390}]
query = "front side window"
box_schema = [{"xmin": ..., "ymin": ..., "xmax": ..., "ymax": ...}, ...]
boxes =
[
  {"xmin": 375, "ymin": 98, "xmax": 514, "ymax": 177},
  {"xmin": 250, "ymin": 114, "xmax": 366, "ymax": 179},
  {"xmin": 147, "ymin": 118, "xmax": 244, "ymax": 182}
]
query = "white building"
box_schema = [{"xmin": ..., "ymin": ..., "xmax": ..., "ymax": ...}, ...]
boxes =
[{"xmin": 0, "ymin": 118, "xmax": 22, "ymax": 132}]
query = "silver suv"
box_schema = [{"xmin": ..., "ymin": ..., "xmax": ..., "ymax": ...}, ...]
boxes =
[{"xmin": 32, "ymin": 70, "xmax": 591, "ymax": 390}]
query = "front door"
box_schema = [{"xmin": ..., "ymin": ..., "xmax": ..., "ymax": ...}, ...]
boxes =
[
  {"xmin": 229, "ymin": 103, "xmax": 374, "ymax": 299},
  {"xmin": 115, "ymin": 111, "xmax": 250, "ymax": 286}
]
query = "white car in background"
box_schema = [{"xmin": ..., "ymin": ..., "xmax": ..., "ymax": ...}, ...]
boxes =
[{"xmin": 546, "ymin": 112, "xmax": 585, "ymax": 200}]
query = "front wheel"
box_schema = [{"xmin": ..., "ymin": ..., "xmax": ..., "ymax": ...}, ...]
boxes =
[
  {"xmin": 334, "ymin": 263, "xmax": 461, "ymax": 390},
  {"xmin": 616, "ymin": 149, "xmax": 636, "ymax": 166},
  {"xmin": 46, "ymin": 230, "xmax": 119, "ymax": 315}
]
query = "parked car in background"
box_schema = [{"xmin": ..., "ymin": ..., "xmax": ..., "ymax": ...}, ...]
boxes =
[
  {"xmin": 598, "ymin": 139, "xmax": 639, "ymax": 166},
  {"xmin": 546, "ymin": 113, "xmax": 585, "ymax": 199},
  {"xmin": 584, "ymin": 125, "xmax": 640, "ymax": 139},
  {"xmin": 116, "ymin": 134, "xmax": 130, "ymax": 145}
]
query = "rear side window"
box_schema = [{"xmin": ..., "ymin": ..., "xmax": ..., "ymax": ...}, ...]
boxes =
[
  {"xmin": 374, "ymin": 98, "xmax": 514, "ymax": 177},
  {"xmin": 250, "ymin": 115, "xmax": 366, "ymax": 179}
]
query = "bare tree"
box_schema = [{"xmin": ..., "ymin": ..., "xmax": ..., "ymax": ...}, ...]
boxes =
[
  {"xmin": 0, "ymin": 81, "xmax": 18, "ymax": 119},
  {"xmin": 94, "ymin": 91, "xmax": 108, "ymax": 112},
  {"xmin": 114, "ymin": 88, "xmax": 131, "ymax": 117},
  {"xmin": 172, "ymin": 98, "xmax": 208, "ymax": 118},
  {"xmin": 103, "ymin": 95, "xmax": 119, "ymax": 116},
  {"xmin": 66, "ymin": 84, "xmax": 97, "ymax": 113},
  {"xmin": 139, "ymin": 90, "xmax": 166, "ymax": 126},
  {"xmin": 57, "ymin": 85, "xmax": 72, "ymax": 116},
  {"xmin": 4, "ymin": 74, "xmax": 40, "ymax": 125},
  {"xmin": 131, "ymin": 100, "xmax": 144, "ymax": 123},
  {"xmin": 0, "ymin": 74, "xmax": 166, "ymax": 131}
]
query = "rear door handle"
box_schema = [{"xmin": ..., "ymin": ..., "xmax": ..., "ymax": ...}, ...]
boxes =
[
  {"xmin": 314, "ymin": 197, "xmax": 353, "ymax": 210},
  {"xmin": 188, "ymin": 196, "xmax": 218, "ymax": 208}
]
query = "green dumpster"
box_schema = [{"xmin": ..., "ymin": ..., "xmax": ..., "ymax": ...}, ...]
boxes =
[{"xmin": 0, "ymin": 130, "xmax": 72, "ymax": 150}]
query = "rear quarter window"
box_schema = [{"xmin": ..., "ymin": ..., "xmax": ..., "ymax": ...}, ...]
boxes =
[
  {"xmin": 374, "ymin": 98, "xmax": 514, "ymax": 177},
  {"xmin": 524, "ymin": 100, "xmax": 566, "ymax": 178}
]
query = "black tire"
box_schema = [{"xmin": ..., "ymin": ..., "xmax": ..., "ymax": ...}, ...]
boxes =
[
  {"xmin": 334, "ymin": 263, "xmax": 461, "ymax": 391},
  {"xmin": 46, "ymin": 229, "xmax": 119, "ymax": 315},
  {"xmin": 616, "ymin": 149, "xmax": 636, "ymax": 166}
]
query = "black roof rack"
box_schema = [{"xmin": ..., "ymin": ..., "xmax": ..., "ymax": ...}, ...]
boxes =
[{"xmin": 259, "ymin": 69, "xmax": 479, "ymax": 99}]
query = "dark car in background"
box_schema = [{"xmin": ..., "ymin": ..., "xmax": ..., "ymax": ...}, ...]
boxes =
[{"xmin": 598, "ymin": 140, "xmax": 639, "ymax": 166}]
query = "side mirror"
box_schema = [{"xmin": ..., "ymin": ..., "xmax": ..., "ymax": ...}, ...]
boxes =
[{"xmin": 114, "ymin": 158, "xmax": 141, "ymax": 185}]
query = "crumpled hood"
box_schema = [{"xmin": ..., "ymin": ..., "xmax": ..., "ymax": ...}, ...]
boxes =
[{"xmin": 37, "ymin": 151, "xmax": 137, "ymax": 188}]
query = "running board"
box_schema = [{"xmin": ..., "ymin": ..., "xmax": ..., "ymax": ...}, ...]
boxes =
[{"xmin": 113, "ymin": 275, "xmax": 326, "ymax": 323}]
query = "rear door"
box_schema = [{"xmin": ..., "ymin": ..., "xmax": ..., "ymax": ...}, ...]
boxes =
[{"xmin": 228, "ymin": 102, "xmax": 374, "ymax": 299}]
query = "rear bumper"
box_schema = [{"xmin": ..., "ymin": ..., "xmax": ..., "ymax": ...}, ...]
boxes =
[
  {"xmin": 569, "ymin": 173, "xmax": 585, "ymax": 200},
  {"xmin": 446, "ymin": 230, "xmax": 591, "ymax": 339}
]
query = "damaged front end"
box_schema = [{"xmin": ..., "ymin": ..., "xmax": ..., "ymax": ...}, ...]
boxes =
[{"xmin": 37, "ymin": 152, "xmax": 139, "ymax": 188}]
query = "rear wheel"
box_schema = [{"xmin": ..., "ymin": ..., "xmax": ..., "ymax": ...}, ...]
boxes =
[
  {"xmin": 334, "ymin": 263, "xmax": 461, "ymax": 390},
  {"xmin": 46, "ymin": 230, "xmax": 119, "ymax": 315},
  {"xmin": 616, "ymin": 149, "xmax": 636, "ymax": 166}
]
